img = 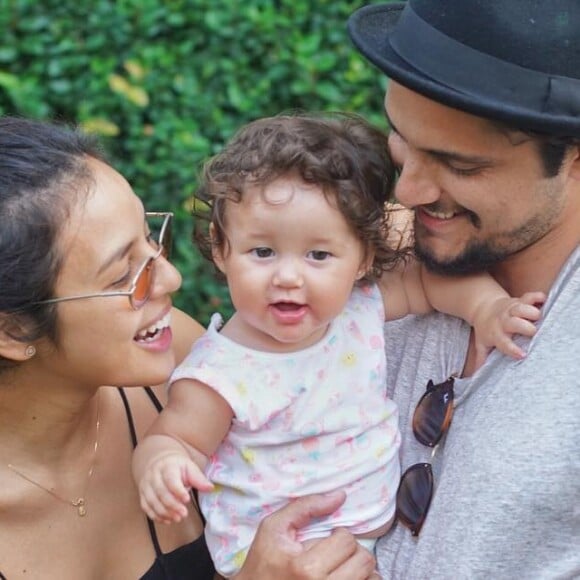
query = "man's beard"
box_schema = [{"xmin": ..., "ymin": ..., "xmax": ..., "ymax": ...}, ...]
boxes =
[
  {"xmin": 412, "ymin": 192, "xmax": 562, "ymax": 276},
  {"xmin": 415, "ymin": 238, "xmax": 512, "ymax": 275}
]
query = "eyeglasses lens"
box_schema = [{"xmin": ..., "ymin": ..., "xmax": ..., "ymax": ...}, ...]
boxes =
[
  {"xmin": 132, "ymin": 259, "xmax": 154, "ymax": 309},
  {"xmin": 131, "ymin": 213, "xmax": 173, "ymax": 309}
]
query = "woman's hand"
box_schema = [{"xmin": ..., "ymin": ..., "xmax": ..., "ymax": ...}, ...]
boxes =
[{"xmin": 234, "ymin": 491, "xmax": 379, "ymax": 580}]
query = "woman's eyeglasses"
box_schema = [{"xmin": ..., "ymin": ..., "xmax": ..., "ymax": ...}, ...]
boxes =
[
  {"xmin": 395, "ymin": 376, "xmax": 455, "ymax": 536},
  {"xmin": 34, "ymin": 212, "xmax": 173, "ymax": 311}
]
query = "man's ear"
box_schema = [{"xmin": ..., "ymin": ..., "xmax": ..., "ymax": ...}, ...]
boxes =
[
  {"xmin": 567, "ymin": 145, "xmax": 580, "ymax": 182},
  {"xmin": 209, "ymin": 223, "xmax": 226, "ymax": 275}
]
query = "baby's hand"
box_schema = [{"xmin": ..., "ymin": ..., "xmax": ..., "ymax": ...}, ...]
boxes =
[
  {"xmin": 138, "ymin": 453, "xmax": 213, "ymax": 525},
  {"xmin": 472, "ymin": 291, "xmax": 546, "ymax": 363}
]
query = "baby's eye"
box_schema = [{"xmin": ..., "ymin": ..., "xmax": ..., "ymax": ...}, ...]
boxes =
[
  {"xmin": 307, "ymin": 250, "xmax": 331, "ymax": 261},
  {"xmin": 251, "ymin": 247, "xmax": 274, "ymax": 258}
]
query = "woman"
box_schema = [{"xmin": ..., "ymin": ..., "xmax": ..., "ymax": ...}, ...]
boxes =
[{"xmin": 0, "ymin": 117, "xmax": 377, "ymax": 579}]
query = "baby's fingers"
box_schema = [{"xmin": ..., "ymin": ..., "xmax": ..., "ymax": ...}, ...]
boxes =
[
  {"xmin": 141, "ymin": 466, "xmax": 191, "ymax": 521},
  {"xmin": 183, "ymin": 462, "xmax": 214, "ymax": 493},
  {"xmin": 160, "ymin": 463, "xmax": 196, "ymax": 504},
  {"xmin": 494, "ymin": 333, "xmax": 526, "ymax": 360},
  {"xmin": 504, "ymin": 315, "xmax": 539, "ymax": 338},
  {"xmin": 509, "ymin": 302, "xmax": 543, "ymax": 324},
  {"xmin": 497, "ymin": 315, "xmax": 540, "ymax": 359},
  {"xmin": 140, "ymin": 482, "xmax": 188, "ymax": 523},
  {"xmin": 519, "ymin": 290, "xmax": 546, "ymax": 309}
]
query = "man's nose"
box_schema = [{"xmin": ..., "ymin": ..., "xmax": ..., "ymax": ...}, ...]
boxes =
[{"xmin": 394, "ymin": 156, "xmax": 442, "ymax": 208}]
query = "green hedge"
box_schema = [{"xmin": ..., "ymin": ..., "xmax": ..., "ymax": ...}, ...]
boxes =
[{"xmin": 0, "ymin": 0, "xmax": 391, "ymax": 323}]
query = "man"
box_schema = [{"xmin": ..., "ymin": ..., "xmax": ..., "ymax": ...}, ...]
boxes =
[{"xmin": 348, "ymin": 1, "xmax": 580, "ymax": 578}]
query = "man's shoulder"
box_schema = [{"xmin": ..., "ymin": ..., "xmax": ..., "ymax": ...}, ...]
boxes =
[{"xmin": 385, "ymin": 311, "xmax": 468, "ymax": 342}]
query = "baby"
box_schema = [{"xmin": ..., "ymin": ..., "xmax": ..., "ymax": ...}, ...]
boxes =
[{"xmin": 133, "ymin": 113, "xmax": 543, "ymax": 577}]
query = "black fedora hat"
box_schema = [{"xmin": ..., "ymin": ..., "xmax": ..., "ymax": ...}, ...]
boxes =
[{"xmin": 348, "ymin": 0, "xmax": 580, "ymax": 137}]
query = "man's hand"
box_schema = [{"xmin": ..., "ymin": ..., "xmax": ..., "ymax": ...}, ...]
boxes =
[{"xmin": 235, "ymin": 491, "xmax": 379, "ymax": 580}]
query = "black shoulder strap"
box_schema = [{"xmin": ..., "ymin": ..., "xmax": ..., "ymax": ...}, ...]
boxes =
[
  {"xmin": 117, "ymin": 387, "xmax": 139, "ymax": 448},
  {"xmin": 117, "ymin": 387, "xmax": 164, "ymax": 558},
  {"xmin": 140, "ymin": 386, "xmax": 205, "ymax": 524},
  {"xmin": 144, "ymin": 386, "xmax": 163, "ymax": 413}
]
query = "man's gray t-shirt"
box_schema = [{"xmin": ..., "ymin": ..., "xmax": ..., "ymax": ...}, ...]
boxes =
[{"xmin": 377, "ymin": 246, "xmax": 580, "ymax": 579}]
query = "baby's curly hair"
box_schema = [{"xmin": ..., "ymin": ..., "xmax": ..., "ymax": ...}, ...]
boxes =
[{"xmin": 194, "ymin": 112, "xmax": 409, "ymax": 281}]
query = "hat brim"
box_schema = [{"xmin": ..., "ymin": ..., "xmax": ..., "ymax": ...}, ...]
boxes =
[{"xmin": 348, "ymin": 3, "xmax": 580, "ymax": 137}]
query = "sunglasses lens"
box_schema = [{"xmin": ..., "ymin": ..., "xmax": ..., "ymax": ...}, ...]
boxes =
[
  {"xmin": 132, "ymin": 259, "xmax": 154, "ymax": 309},
  {"xmin": 412, "ymin": 378, "xmax": 454, "ymax": 447},
  {"xmin": 396, "ymin": 463, "xmax": 433, "ymax": 536}
]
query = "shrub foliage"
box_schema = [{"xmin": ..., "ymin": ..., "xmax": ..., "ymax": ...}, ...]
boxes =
[{"xmin": 0, "ymin": 0, "xmax": 389, "ymax": 322}]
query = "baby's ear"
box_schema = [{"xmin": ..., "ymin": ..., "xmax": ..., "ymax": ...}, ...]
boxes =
[
  {"xmin": 209, "ymin": 223, "xmax": 226, "ymax": 275},
  {"xmin": 357, "ymin": 247, "xmax": 376, "ymax": 280}
]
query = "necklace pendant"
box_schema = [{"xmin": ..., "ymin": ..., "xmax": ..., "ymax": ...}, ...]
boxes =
[{"xmin": 73, "ymin": 497, "xmax": 86, "ymax": 517}]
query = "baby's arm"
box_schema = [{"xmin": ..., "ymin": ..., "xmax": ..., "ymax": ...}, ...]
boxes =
[
  {"xmin": 378, "ymin": 261, "xmax": 545, "ymax": 359},
  {"xmin": 132, "ymin": 379, "xmax": 233, "ymax": 524},
  {"xmin": 423, "ymin": 269, "xmax": 545, "ymax": 359}
]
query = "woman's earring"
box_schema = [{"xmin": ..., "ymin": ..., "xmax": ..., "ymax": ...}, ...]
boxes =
[{"xmin": 24, "ymin": 345, "xmax": 36, "ymax": 358}]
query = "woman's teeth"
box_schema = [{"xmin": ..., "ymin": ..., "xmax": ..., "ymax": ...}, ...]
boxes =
[{"xmin": 135, "ymin": 312, "xmax": 171, "ymax": 342}]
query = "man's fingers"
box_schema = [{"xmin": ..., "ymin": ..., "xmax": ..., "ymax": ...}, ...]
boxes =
[
  {"xmin": 301, "ymin": 529, "xmax": 358, "ymax": 573},
  {"xmin": 297, "ymin": 530, "xmax": 377, "ymax": 580},
  {"xmin": 328, "ymin": 543, "xmax": 377, "ymax": 580},
  {"xmin": 263, "ymin": 491, "xmax": 347, "ymax": 533}
]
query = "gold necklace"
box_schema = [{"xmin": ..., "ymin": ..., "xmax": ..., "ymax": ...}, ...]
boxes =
[{"xmin": 7, "ymin": 396, "xmax": 101, "ymax": 517}]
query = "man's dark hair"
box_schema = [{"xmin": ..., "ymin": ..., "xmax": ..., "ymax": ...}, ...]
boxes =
[{"xmin": 494, "ymin": 118, "xmax": 580, "ymax": 177}]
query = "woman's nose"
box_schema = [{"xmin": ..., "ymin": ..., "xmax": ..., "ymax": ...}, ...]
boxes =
[{"xmin": 152, "ymin": 255, "xmax": 182, "ymax": 297}]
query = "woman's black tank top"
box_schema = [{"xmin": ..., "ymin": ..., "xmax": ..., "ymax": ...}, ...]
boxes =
[{"xmin": 119, "ymin": 387, "xmax": 215, "ymax": 580}]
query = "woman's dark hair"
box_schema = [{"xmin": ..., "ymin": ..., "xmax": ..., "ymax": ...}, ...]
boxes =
[
  {"xmin": 0, "ymin": 116, "xmax": 104, "ymax": 368},
  {"xmin": 194, "ymin": 112, "xmax": 409, "ymax": 282}
]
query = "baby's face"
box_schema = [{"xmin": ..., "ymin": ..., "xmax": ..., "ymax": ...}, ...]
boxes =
[{"xmin": 213, "ymin": 175, "xmax": 369, "ymax": 353}]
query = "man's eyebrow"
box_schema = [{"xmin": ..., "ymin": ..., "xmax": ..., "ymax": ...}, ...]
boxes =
[{"xmin": 385, "ymin": 113, "xmax": 494, "ymax": 166}]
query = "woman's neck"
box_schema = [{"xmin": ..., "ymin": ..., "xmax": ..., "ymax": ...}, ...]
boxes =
[{"xmin": 0, "ymin": 368, "xmax": 100, "ymax": 465}]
